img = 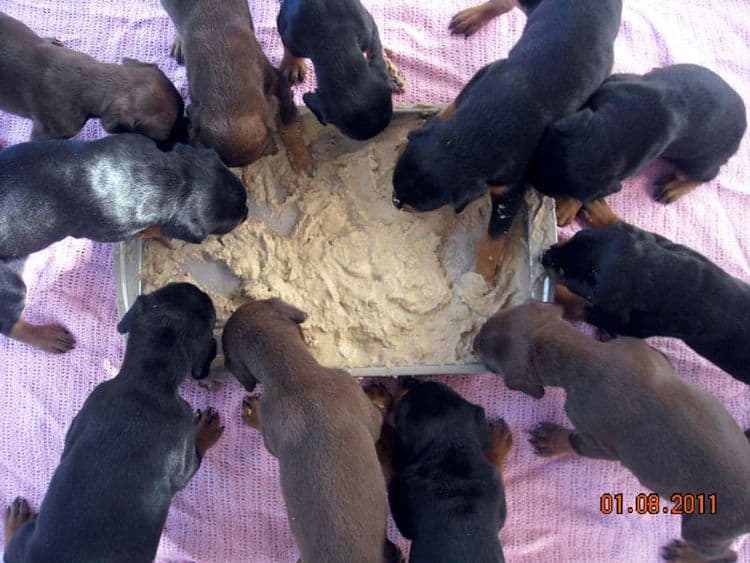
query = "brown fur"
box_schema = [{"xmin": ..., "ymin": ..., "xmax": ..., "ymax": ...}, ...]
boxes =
[
  {"xmin": 474, "ymin": 302, "xmax": 750, "ymax": 562},
  {"xmin": 222, "ymin": 298, "xmax": 397, "ymax": 563},
  {"xmin": 0, "ymin": 12, "xmax": 182, "ymax": 142},
  {"xmin": 162, "ymin": 0, "xmax": 312, "ymax": 171}
]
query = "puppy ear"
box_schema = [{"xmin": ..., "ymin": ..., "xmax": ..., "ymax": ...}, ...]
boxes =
[
  {"xmin": 551, "ymin": 108, "xmax": 595, "ymax": 137},
  {"xmin": 100, "ymin": 107, "xmax": 135, "ymax": 134},
  {"xmin": 268, "ymin": 298, "xmax": 308, "ymax": 324},
  {"xmin": 303, "ymin": 92, "xmax": 327, "ymax": 126},
  {"xmin": 192, "ymin": 338, "xmax": 218, "ymax": 380},
  {"xmin": 118, "ymin": 296, "xmax": 146, "ymax": 334}
]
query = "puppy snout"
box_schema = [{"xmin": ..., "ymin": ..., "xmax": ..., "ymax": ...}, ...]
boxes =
[
  {"xmin": 392, "ymin": 194, "xmax": 403, "ymax": 209},
  {"xmin": 541, "ymin": 247, "xmax": 558, "ymax": 268}
]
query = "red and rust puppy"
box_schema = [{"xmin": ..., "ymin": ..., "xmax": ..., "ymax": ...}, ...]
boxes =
[
  {"xmin": 392, "ymin": 0, "xmax": 621, "ymax": 280},
  {"xmin": 222, "ymin": 299, "xmax": 399, "ymax": 563},
  {"xmin": 161, "ymin": 0, "xmax": 314, "ymax": 173},
  {"xmin": 380, "ymin": 378, "xmax": 512, "ymax": 563},
  {"xmin": 0, "ymin": 11, "xmax": 183, "ymax": 143},
  {"xmin": 475, "ymin": 302, "xmax": 750, "ymax": 563}
]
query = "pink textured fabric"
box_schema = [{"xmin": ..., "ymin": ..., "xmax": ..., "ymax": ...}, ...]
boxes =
[{"xmin": 1, "ymin": 0, "xmax": 749, "ymax": 561}]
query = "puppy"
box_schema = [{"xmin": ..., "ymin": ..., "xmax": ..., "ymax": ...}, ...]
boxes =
[
  {"xmin": 3, "ymin": 283, "xmax": 224, "ymax": 562},
  {"xmin": 0, "ymin": 11, "xmax": 183, "ymax": 143},
  {"xmin": 277, "ymin": 0, "xmax": 395, "ymax": 141},
  {"xmin": 0, "ymin": 133, "xmax": 248, "ymax": 353},
  {"xmin": 392, "ymin": 0, "xmax": 621, "ymax": 280},
  {"xmin": 474, "ymin": 302, "xmax": 750, "ymax": 562},
  {"xmin": 542, "ymin": 222, "xmax": 750, "ymax": 386},
  {"xmin": 161, "ymin": 0, "xmax": 314, "ymax": 172},
  {"xmin": 222, "ymin": 298, "xmax": 399, "ymax": 563},
  {"xmin": 382, "ymin": 379, "xmax": 512, "ymax": 563},
  {"xmin": 529, "ymin": 65, "xmax": 747, "ymax": 227},
  {"xmin": 449, "ymin": 0, "xmax": 519, "ymax": 38}
]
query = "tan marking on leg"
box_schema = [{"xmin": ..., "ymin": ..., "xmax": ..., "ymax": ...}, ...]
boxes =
[
  {"xmin": 581, "ymin": 199, "xmax": 621, "ymax": 228},
  {"xmin": 555, "ymin": 196, "xmax": 583, "ymax": 227},
  {"xmin": 280, "ymin": 47, "xmax": 308, "ymax": 85},
  {"xmin": 475, "ymin": 231, "xmax": 507, "ymax": 281},
  {"xmin": 528, "ymin": 422, "xmax": 576, "ymax": 457},
  {"xmin": 486, "ymin": 419, "xmax": 513, "ymax": 479},
  {"xmin": 554, "ymin": 283, "xmax": 591, "ymax": 320},
  {"xmin": 437, "ymin": 100, "xmax": 457, "ymax": 121},
  {"xmin": 279, "ymin": 120, "xmax": 315, "ymax": 177},
  {"xmin": 195, "ymin": 407, "xmax": 224, "ymax": 456},
  {"xmin": 139, "ymin": 225, "xmax": 173, "ymax": 249},
  {"xmin": 4, "ymin": 498, "xmax": 36, "ymax": 546},
  {"xmin": 9, "ymin": 319, "xmax": 76, "ymax": 354},
  {"xmin": 655, "ymin": 171, "xmax": 702, "ymax": 204},
  {"xmin": 449, "ymin": 0, "xmax": 516, "ymax": 38},
  {"xmin": 241, "ymin": 396, "xmax": 261, "ymax": 430}
]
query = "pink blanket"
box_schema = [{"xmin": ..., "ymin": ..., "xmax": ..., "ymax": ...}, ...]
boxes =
[{"xmin": 1, "ymin": 0, "xmax": 749, "ymax": 561}]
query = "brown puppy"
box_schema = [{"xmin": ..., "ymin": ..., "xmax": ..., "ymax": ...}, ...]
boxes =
[
  {"xmin": 0, "ymin": 11, "xmax": 182, "ymax": 143},
  {"xmin": 222, "ymin": 298, "xmax": 398, "ymax": 563},
  {"xmin": 474, "ymin": 302, "xmax": 750, "ymax": 563},
  {"xmin": 161, "ymin": 0, "xmax": 313, "ymax": 173}
]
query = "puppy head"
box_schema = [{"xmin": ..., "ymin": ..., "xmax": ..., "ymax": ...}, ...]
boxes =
[
  {"xmin": 542, "ymin": 225, "xmax": 627, "ymax": 301},
  {"xmin": 163, "ymin": 146, "xmax": 249, "ymax": 243},
  {"xmin": 222, "ymin": 298, "xmax": 308, "ymax": 391},
  {"xmin": 473, "ymin": 302, "xmax": 563, "ymax": 399},
  {"xmin": 531, "ymin": 109, "xmax": 620, "ymax": 197},
  {"xmin": 393, "ymin": 380, "xmax": 490, "ymax": 465},
  {"xmin": 101, "ymin": 58, "xmax": 184, "ymax": 143},
  {"xmin": 117, "ymin": 283, "xmax": 217, "ymax": 380},
  {"xmin": 392, "ymin": 123, "xmax": 485, "ymax": 213}
]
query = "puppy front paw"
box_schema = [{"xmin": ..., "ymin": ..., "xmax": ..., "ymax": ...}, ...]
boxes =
[
  {"xmin": 10, "ymin": 320, "xmax": 76, "ymax": 354},
  {"xmin": 487, "ymin": 418, "xmax": 513, "ymax": 466},
  {"xmin": 654, "ymin": 174, "xmax": 701, "ymax": 205},
  {"xmin": 195, "ymin": 407, "xmax": 224, "ymax": 456},
  {"xmin": 170, "ymin": 35, "xmax": 185, "ymax": 65},
  {"xmin": 280, "ymin": 50, "xmax": 307, "ymax": 85},
  {"xmin": 449, "ymin": 1, "xmax": 514, "ymax": 38},
  {"xmin": 555, "ymin": 197, "xmax": 583, "ymax": 227},
  {"xmin": 581, "ymin": 199, "xmax": 621, "ymax": 229},
  {"xmin": 241, "ymin": 396, "xmax": 261, "ymax": 429},
  {"xmin": 4, "ymin": 497, "xmax": 36, "ymax": 544},
  {"xmin": 528, "ymin": 422, "xmax": 574, "ymax": 457}
]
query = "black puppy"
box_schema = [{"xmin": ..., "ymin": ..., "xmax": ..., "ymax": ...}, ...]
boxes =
[
  {"xmin": 0, "ymin": 134, "xmax": 248, "ymax": 353},
  {"xmin": 277, "ymin": 0, "xmax": 395, "ymax": 140},
  {"xmin": 382, "ymin": 379, "xmax": 512, "ymax": 563},
  {"xmin": 3, "ymin": 283, "xmax": 224, "ymax": 562},
  {"xmin": 530, "ymin": 64, "xmax": 747, "ymax": 227},
  {"xmin": 543, "ymin": 222, "xmax": 750, "ymax": 386},
  {"xmin": 0, "ymin": 11, "xmax": 184, "ymax": 144},
  {"xmin": 392, "ymin": 0, "xmax": 621, "ymax": 279}
]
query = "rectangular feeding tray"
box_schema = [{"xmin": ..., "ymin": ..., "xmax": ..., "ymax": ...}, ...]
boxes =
[{"xmin": 114, "ymin": 107, "xmax": 556, "ymax": 377}]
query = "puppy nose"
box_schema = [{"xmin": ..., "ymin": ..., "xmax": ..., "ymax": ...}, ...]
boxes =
[
  {"xmin": 392, "ymin": 194, "xmax": 403, "ymax": 209},
  {"xmin": 541, "ymin": 248, "xmax": 557, "ymax": 268}
]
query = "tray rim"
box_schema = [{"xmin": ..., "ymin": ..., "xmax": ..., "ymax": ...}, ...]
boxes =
[{"xmin": 113, "ymin": 105, "xmax": 557, "ymax": 378}]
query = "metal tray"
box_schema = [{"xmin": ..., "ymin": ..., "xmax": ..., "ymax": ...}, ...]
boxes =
[{"xmin": 114, "ymin": 107, "xmax": 557, "ymax": 377}]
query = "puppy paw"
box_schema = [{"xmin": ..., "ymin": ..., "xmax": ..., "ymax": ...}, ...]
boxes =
[
  {"xmin": 365, "ymin": 383, "xmax": 394, "ymax": 414},
  {"xmin": 170, "ymin": 35, "xmax": 185, "ymax": 65},
  {"xmin": 581, "ymin": 199, "xmax": 620, "ymax": 229},
  {"xmin": 654, "ymin": 176, "xmax": 701, "ymax": 205},
  {"xmin": 280, "ymin": 50, "xmax": 307, "ymax": 85},
  {"xmin": 487, "ymin": 419, "xmax": 513, "ymax": 466},
  {"xmin": 528, "ymin": 422, "xmax": 574, "ymax": 457},
  {"xmin": 661, "ymin": 539, "xmax": 737, "ymax": 562},
  {"xmin": 241, "ymin": 396, "xmax": 261, "ymax": 429},
  {"xmin": 554, "ymin": 196, "xmax": 583, "ymax": 227},
  {"xmin": 10, "ymin": 320, "xmax": 76, "ymax": 354},
  {"xmin": 195, "ymin": 407, "xmax": 224, "ymax": 456},
  {"xmin": 4, "ymin": 497, "xmax": 36, "ymax": 544},
  {"xmin": 197, "ymin": 379, "xmax": 225, "ymax": 393},
  {"xmin": 449, "ymin": 1, "xmax": 514, "ymax": 38}
]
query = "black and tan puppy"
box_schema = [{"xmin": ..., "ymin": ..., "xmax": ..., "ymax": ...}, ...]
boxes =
[
  {"xmin": 0, "ymin": 134, "xmax": 248, "ymax": 353},
  {"xmin": 474, "ymin": 302, "xmax": 750, "ymax": 562},
  {"xmin": 392, "ymin": 0, "xmax": 621, "ymax": 280},
  {"xmin": 222, "ymin": 298, "xmax": 399, "ymax": 563},
  {"xmin": 277, "ymin": 0, "xmax": 395, "ymax": 141},
  {"xmin": 0, "ymin": 11, "xmax": 183, "ymax": 143},
  {"xmin": 381, "ymin": 379, "xmax": 512, "ymax": 563},
  {"xmin": 529, "ymin": 64, "xmax": 747, "ymax": 227},
  {"xmin": 542, "ymin": 222, "xmax": 750, "ymax": 386},
  {"xmin": 3, "ymin": 283, "xmax": 224, "ymax": 562},
  {"xmin": 161, "ymin": 0, "xmax": 313, "ymax": 172}
]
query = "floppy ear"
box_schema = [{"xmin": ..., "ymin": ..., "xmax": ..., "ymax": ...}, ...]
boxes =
[
  {"xmin": 268, "ymin": 298, "xmax": 308, "ymax": 324},
  {"xmin": 118, "ymin": 296, "xmax": 146, "ymax": 334},
  {"xmin": 192, "ymin": 338, "xmax": 218, "ymax": 380},
  {"xmin": 303, "ymin": 92, "xmax": 327, "ymax": 126},
  {"xmin": 551, "ymin": 108, "xmax": 595, "ymax": 138},
  {"xmin": 100, "ymin": 107, "xmax": 135, "ymax": 134}
]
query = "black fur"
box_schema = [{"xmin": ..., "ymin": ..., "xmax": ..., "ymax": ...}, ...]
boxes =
[
  {"xmin": 543, "ymin": 222, "xmax": 750, "ymax": 385},
  {"xmin": 0, "ymin": 134, "xmax": 248, "ymax": 335},
  {"xmin": 390, "ymin": 381, "xmax": 506, "ymax": 563},
  {"xmin": 530, "ymin": 64, "xmax": 747, "ymax": 202},
  {"xmin": 4, "ymin": 283, "xmax": 218, "ymax": 562},
  {"xmin": 392, "ymin": 0, "xmax": 622, "ymax": 235},
  {"xmin": 278, "ymin": 0, "xmax": 394, "ymax": 140}
]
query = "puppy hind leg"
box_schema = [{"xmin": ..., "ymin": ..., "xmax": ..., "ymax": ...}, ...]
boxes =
[
  {"xmin": 528, "ymin": 422, "xmax": 576, "ymax": 457},
  {"xmin": 449, "ymin": 0, "xmax": 516, "ymax": 38}
]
